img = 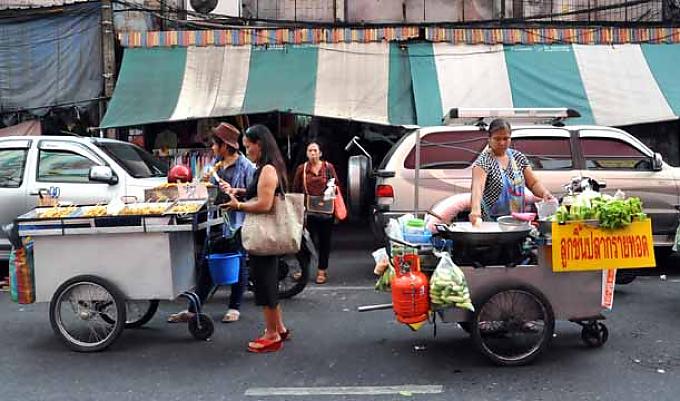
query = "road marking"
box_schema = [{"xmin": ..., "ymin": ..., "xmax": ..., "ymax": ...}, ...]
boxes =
[
  {"xmin": 303, "ymin": 285, "xmax": 375, "ymax": 291},
  {"xmin": 245, "ymin": 385, "xmax": 443, "ymax": 396}
]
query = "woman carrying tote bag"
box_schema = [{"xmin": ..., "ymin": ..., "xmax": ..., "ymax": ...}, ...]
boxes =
[{"xmin": 224, "ymin": 125, "xmax": 292, "ymax": 353}]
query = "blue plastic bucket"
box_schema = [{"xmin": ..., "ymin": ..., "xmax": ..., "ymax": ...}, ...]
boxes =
[{"xmin": 207, "ymin": 253, "xmax": 241, "ymax": 285}]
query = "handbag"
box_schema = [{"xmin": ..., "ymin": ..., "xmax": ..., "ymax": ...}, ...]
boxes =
[
  {"xmin": 334, "ymin": 186, "xmax": 347, "ymax": 221},
  {"xmin": 241, "ymin": 189, "xmax": 305, "ymax": 256},
  {"xmin": 303, "ymin": 162, "xmax": 334, "ymax": 216}
]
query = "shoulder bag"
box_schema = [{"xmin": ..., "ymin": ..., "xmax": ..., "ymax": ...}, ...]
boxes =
[
  {"xmin": 303, "ymin": 162, "xmax": 335, "ymax": 217},
  {"xmin": 241, "ymin": 181, "xmax": 305, "ymax": 256}
]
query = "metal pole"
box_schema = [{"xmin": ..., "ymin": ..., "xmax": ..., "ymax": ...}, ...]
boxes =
[
  {"xmin": 414, "ymin": 129, "xmax": 421, "ymax": 217},
  {"xmin": 100, "ymin": 0, "xmax": 116, "ymax": 138}
]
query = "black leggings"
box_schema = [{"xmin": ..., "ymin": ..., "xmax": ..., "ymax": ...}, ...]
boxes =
[
  {"xmin": 307, "ymin": 214, "xmax": 333, "ymax": 270},
  {"xmin": 250, "ymin": 254, "xmax": 279, "ymax": 308}
]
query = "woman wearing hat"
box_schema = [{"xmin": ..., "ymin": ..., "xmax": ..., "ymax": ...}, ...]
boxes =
[{"xmin": 168, "ymin": 122, "xmax": 255, "ymax": 324}]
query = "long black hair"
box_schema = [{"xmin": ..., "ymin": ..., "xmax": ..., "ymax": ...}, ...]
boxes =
[{"xmin": 244, "ymin": 124, "xmax": 288, "ymax": 189}]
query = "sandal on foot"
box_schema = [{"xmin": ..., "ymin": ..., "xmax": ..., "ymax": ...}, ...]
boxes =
[
  {"xmin": 247, "ymin": 337, "xmax": 283, "ymax": 353},
  {"xmin": 315, "ymin": 270, "xmax": 327, "ymax": 284},
  {"xmin": 222, "ymin": 309, "xmax": 240, "ymax": 323},
  {"xmin": 167, "ymin": 310, "xmax": 195, "ymax": 323},
  {"xmin": 279, "ymin": 329, "xmax": 291, "ymax": 341}
]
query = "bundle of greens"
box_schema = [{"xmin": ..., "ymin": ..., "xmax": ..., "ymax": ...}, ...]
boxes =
[{"xmin": 551, "ymin": 192, "xmax": 646, "ymax": 229}]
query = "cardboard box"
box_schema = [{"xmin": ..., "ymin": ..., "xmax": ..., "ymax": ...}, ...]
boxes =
[{"xmin": 145, "ymin": 183, "xmax": 214, "ymax": 202}]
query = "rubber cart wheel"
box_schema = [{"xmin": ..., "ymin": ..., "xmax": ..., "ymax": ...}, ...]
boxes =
[
  {"xmin": 188, "ymin": 313, "xmax": 214, "ymax": 341},
  {"xmin": 471, "ymin": 285, "xmax": 555, "ymax": 366},
  {"xmin": 581, "ymin": 322, "xmax": 609, "ymax": 348},
  {"xmin": 124, "ymin": 300, "xmax": 159, "ymax": 328},
  {"xmin": 49, "ymin": 275, "xmax": 126, "ymax": 352}
]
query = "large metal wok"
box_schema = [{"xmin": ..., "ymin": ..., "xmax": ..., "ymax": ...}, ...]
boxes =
[
  {"xmin": 435, "ymin": 222, "xmax": 531, "ymax": 245},
  {"xmin": 435, "ymin": 222, "xmax": 532, "ymax": 267}
]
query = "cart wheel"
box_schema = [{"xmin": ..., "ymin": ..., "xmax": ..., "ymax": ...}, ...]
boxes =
[
  {"xmin": 124, "ymin": 300, "xmax": 159, "ymax": 328},
  {"xmin": 49, "ymin": 275, "xmax": 126, "ymax": 352},
  {"xmin": 581, "ymin": 322, "xmax": 608, "ymax": 348},
  {"xmin": 188, "ymin": 313, "xmax": 214, "ymax": 341},
  {"xmin": 471, "ymin": 286, "xmax": 555, "ymax": 366}
]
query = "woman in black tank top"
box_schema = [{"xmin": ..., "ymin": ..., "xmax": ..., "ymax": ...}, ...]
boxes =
[{"xmin": 224, "ymin": 125, "xmax": 289, "ymax": 353}]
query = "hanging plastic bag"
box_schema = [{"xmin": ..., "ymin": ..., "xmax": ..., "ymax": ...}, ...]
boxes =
[
  {"xmin": 429, "ymin": 251, "xmax": 474, "ymax": 312},
  {"xmin": 673, "ymin": 219, "xmax": 680, "ymax": 253}
]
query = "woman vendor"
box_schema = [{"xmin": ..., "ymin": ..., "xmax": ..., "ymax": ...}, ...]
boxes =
[{"xmin": 469, "ymin": 118, "xmax": 554, "ymax": 225}]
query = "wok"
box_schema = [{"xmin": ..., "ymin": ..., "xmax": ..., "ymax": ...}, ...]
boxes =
[{"xmin": 434, "ymin": 222, "xmax": 531, "ymax": 247}]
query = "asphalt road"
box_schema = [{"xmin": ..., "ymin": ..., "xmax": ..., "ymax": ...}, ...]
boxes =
[{"xmin": 2, "ymin": 224, "xmax": 680, "ymax": 401}]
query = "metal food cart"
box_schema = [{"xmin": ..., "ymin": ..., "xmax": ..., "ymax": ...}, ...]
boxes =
[
  {"xmin": 361, "ymin": 220, "xmax": 612, "ymax": 367},
  {"xmin": 15, "ymin": 203, "xmax": 222, "ymax": 352}
]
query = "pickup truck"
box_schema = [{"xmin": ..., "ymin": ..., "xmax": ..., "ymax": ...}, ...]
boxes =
[
  {"xmin": 349, "ymin": 123, "xmax": 680, "ymax": 257},
  {"xmin": 0, "ymin": 136, "xmax": 168, "ymax": 261}
]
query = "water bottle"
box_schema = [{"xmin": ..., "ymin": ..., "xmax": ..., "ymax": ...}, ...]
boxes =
[{"xmin": 324, "ymin": 178, "xmax": 336, "ymax": 201}]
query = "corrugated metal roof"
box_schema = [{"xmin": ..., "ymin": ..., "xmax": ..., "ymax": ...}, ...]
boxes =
[{"xmin": 0, "ymin": 0, "xmax": 92, "ymax": 10}]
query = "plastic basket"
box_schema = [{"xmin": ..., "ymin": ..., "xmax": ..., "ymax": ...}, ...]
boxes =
[
  {"xmin": 207, "ymin": 253, "xmax": 241, "ymax": 285},
  {"xmin": 403, "ymin": 231, "xmax": 432, "ymax": 245}
]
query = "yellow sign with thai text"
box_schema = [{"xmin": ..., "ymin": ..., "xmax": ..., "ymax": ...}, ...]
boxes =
[{"xmin": 551, "ymin": 219, "xmax": 655, "ymax": 272}]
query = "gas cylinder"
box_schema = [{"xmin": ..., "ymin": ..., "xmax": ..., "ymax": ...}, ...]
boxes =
[{"xmin": 391, "ymin": 251, "xmax": 430, "ymax": 325}]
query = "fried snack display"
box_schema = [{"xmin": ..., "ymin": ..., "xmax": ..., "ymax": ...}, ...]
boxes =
[
  {"xmin": 119, "ymin": 204, "xmax": 169, "ymax": 216},
  {"xmin": 38, "ymin": 206, "xmax": 78, "ymax": 218},
  {"xmin": 82, "ymin": 205, "xmax": 108, "ymax": 217},
  {"xmin": 165, "ymin": 203, "xmax": 203, "ymax": 215}
]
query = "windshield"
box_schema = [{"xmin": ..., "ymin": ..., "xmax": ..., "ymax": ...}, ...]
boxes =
[{"xmin": 95, "ymin": 141, "xmax": 167, "ymax": 178}]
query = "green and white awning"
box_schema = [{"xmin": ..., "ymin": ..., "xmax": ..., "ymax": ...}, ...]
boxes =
[
  {"xmin": 100, "ymin": 43, "xmax": 415, "ymax": 128},
  {"xmin": 100, "ymin": 42, "xmax": 680, "ymax": 129},
  {"xmin": 409, "ymin": 43, "xmax": 680, "ymax": 127}
]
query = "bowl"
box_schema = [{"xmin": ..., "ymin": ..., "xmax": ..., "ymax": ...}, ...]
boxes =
[{"xmin": 497, "ymin": 215, "xmax": 531, "ymax": 232}]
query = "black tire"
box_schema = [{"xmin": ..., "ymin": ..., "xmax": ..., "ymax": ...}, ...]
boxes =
[
  {"xmin": 347, "ymin": 155, "xmax": 372, "ymax": 221},
  {"xmin": 277, "ymin": 229, "xmax": 316, "ymax": 299},
  {"xmin": 581, "ymin": 322, "xmax": 609, "ymax": 348},
  {"xmin": 188, "ymin": 313, "xmax": 214, "ymax": 341},
  {"xmin": 124, "ymin": 300, "xmax": 159, "ymax": 328},
  {"xmin": 471, "ymin": 285, "xmax": 555, "ymax": 366},
  {"xmin": 49, "ymin": 275, "xmax": 126, "ymax": 352},
  {"xmin": 615, "ymin": 272, "xmax": 636, "ymax": 285}
]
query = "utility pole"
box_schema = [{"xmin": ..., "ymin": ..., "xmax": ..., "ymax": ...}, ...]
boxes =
[{"xmin": 101, "ymin": 0, "xmax": 116, "ymax": 138}]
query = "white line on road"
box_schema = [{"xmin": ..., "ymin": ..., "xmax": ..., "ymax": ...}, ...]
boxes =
[
  {"xmin": 302, "ymin": 285, "xmax": 375, "ymax": 291},
  {"xmin": 245, "ymin": 385, "xmax": 443, "ymax": 396}
]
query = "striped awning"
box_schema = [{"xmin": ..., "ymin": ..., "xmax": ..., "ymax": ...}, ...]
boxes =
[
  {"xmin": 100, "ymin": 42, "xmax": 680, "ymax": 129},
  {"xmin": 410, "ymin": 42, "xmax": 680, "ymax": 127}
]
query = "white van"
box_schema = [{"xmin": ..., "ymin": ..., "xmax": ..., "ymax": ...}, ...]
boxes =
[{"xmin": 0, "ymin": 136, "xmax": 168, "ymax": 261}]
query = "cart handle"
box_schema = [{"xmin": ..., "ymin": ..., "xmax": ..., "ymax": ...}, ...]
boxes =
[
  {"xmin": 385, "ymin": 234, "xmax": 422, "ymax": 249},
  {"xmin": 357, "ymin": 303, "xmax": 393, "ymax": 312}
]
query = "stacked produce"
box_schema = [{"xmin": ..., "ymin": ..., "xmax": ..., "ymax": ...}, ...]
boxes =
[
  {"xmin": 429, "ymin": 252, "xmax": 474, "ymax": 312},
  {"xmin": 551, "ymin": 190, "xmax": 646, "ymax": 229}
]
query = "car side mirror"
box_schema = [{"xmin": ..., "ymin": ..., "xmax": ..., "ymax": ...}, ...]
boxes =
[
  {"xmin": 89, "ymin": 165, "xmax": 118, "ymax": 184},
  {"xmin": 652, "ymin": 152, "xmax": 663, "ymax": 171}
]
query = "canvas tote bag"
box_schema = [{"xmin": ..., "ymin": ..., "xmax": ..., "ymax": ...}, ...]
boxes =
[{"xmin": 241, "ymin": 190, "xmax": 305, "ymax": 256}]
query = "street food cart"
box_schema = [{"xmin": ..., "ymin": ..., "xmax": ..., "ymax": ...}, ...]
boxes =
[
  {"xmin": 362, "ymin": 215, "xmax": 656, "ymax": 366},
  {"xmin": 14, "ymin": 200, "xmax": 221, "ymax": 352}
]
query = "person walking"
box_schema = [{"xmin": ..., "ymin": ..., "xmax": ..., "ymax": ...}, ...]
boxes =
[
  {"xmin": 168, "ymin": 122, "xmax": 254, "ymax": 324},
  {"xmin": 224, "ymin": 124, "xmax": 289, "ymax": 353},
  {"xmin": 292, "ymin": 141, "xmax": 340, "ymax": 284}
]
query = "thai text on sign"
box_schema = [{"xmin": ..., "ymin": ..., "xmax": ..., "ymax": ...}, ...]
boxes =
[{"xmin": 551, "ymin": 219, "xmax": 655, "ymax": 272}]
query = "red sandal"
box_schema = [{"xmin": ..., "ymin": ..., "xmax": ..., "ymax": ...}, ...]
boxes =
[{"xmin": 247, "ymin": 336, "xmax": 283, "ymax": 353}]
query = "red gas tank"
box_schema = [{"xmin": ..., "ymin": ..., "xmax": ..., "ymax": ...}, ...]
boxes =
[{"xmin": 391, "ymin": 252, "xmax": 430, "ymax": 325}]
